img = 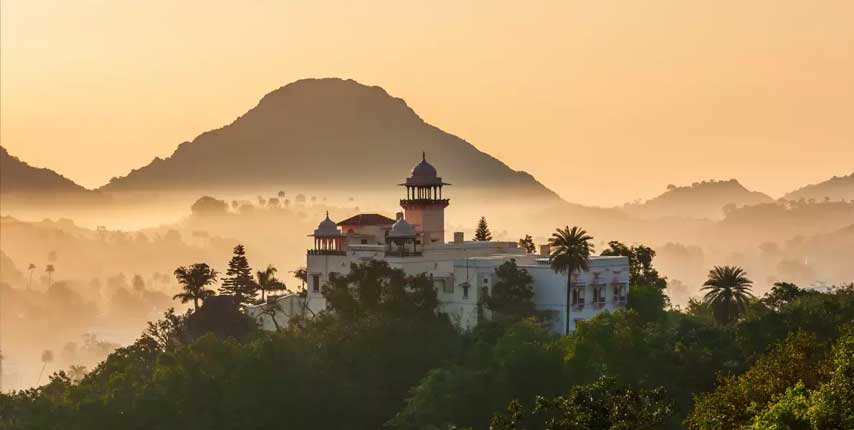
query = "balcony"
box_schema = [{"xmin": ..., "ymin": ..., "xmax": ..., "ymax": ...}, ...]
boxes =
[
  {"xmin": 384, "ymin": 251, "xmax": 423, "ymax": 258},
  {"xmin": 307, "ymin": 249, "xmax": 347, "ymax": 256},
  {"xmin": 400, "ymin": 198, "xmax": 450, "ymax": 206}
]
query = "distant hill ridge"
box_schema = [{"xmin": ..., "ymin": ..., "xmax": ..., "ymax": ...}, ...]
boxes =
[
  {"xmin": 783, "ymin": 172, "xmax": 854, "ymax": 202},
  {"xmin": 100, "ymin": 78, "xmax": 561, "ymax": 202},
  {"xmin": 624, "ymin": 178, "xmax": 774, "ymax": 220},
  {"xmin": 0, "ymin": 146, "xmax": 93, "ymax": 194}
]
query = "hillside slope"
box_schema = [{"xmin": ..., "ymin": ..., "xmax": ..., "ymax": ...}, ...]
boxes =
[
  {"xmin": 783, "ymin": 172, "xmax": 854, "ymax": 202},
  {"xmin": 101, "ymin": 78, "xmax": 561, "ymax": 203},
  {"xmin": 623, "ymin": 179, "xmax": 774, "ymax": 220},
  {"xmin": 0, "ymin": 146, "xmax": 92, "ymax": 194}
]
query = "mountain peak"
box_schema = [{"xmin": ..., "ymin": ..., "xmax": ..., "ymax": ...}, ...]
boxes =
[
  {"xmin": 100, "ymin": 78, "xmax": 561, "ymax": 203},
  {"xmin": 626, "ymin": 178, "xmax": 773, "ymax": 220}
]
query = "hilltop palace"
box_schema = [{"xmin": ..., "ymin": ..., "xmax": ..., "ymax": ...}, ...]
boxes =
[{"xmin": 249, "ymin": 154, "xmax": 629, "ymax": 334}]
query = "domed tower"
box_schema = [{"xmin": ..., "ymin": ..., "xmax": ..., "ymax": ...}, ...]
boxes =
[
  {"xmin": 386, "ymin": 216, "xmax": 419, "ymax": 256},
  {"xmin": 399, "ymin": 152, "xmax": 450, "ymax": 244},
  {"xmin": 309, "ymin": 212, "xmax": 344, "ymax": 254}
]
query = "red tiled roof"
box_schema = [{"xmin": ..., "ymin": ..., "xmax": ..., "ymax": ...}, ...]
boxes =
[{"xmin": 337, "ymin": 213, "xmax": 396, "ymax": 226}]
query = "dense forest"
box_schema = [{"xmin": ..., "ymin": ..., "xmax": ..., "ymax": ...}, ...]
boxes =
[{"xmin": 2, "ymin": 237, "xmax": 852, "ymax": 430}]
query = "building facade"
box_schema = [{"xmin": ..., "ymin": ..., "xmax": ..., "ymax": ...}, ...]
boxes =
[{"xmin": 255, "ymin": 154, "xmax": 630, "ymax": 334}]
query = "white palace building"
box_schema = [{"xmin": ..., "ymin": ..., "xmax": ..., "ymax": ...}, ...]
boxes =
[{"xmin": 249, "ymin": 154, "xmax": 629, "ymax": 334}]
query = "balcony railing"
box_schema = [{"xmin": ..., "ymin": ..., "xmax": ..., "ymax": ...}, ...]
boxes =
[
  {"xmin": 384, "ymin": 251, "xmax": 423, "ymax": 258},
  {"xmin": 307, "ymin": 249, "xmax": 347, "ymax": 256},
  {"xmin": 400, "ymin": 198, "xmax": 450, "ymax": 206}
]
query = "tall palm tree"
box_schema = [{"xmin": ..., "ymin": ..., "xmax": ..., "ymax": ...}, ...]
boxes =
[
  {"xmin": 548, "ymin": 226, "xmax": 594, "ymax": 334},
  {"xmin": 45, "ymin": 264, "xmax": 55, "ymax": 288},
  {"xmin": 27, "ymin": 263, "xmax": 36, "ymax": 290},
  {"xmin": 701, "ymin": 266, "xmax": 754, "ymax": 325},
  {"xmin": 292, "ymin": 267, "xmax": 308, "ymax": 293},
  {"xmin": 256, "ymin": 265, "xmax": 287, "ymax": 302},
  {"xmin": 173, "ymin": 263, "xmax": 218, "ymax": 311},
  {"xmin": 37, "ymin": 350, "xmax": 53, "ymax": 385}
]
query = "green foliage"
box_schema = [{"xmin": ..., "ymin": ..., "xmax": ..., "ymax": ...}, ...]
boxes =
[
  {"xmin": 184, "ymin": 295, "xmax": 256, "ymax": 341},
  {"xmin": 322, "ymin": 260, "xmax": 440, "ymax": 320},
  {"xmin": 750, "ymin": 382, "xmax": 812, "ymax": 430},
  {"xmin": 490, "ymin": 376, "xmax": 674, "ymax": 430},
  {"xmin": 627, "ymin": 285, "xmax": 669, "ymax": 322},
  {"xmin": 389, "ymin": 319, "xmax": 565, "ymax": 430},
  {"xmin": 475, "ymin": 217, "xmax": 492, "ymax": 241},
  {"xmin": 218, "ymin": 244, "xmax": 257, "ymax": 306},
  {"xmin": 601, "ymin": 241, "xmax": 667, "ymax": 289},
  {"xmin": 736, "ymin": 284, "xmax": 854, "ymax": 361},
  {"xmin": 694, "ymin": 327, "xmax": 854, "ymax": 430},
  {"xmin": 761, "ymin": 282, "xmax": 818, "ymax": 311},
  {"xmin": 804, "ymin": 328, "xmax": 854, "ymax": 429},
  {"xmin": 486, "ymin": 259, "xmax": 537, "ymax": 321},
  {"xmin": 4, "ymin": 248, "xmax": 852, "ymax": 430},
  {"xmin": 687, "ymin": 332, "xmax": 827, "ymax": 430}
]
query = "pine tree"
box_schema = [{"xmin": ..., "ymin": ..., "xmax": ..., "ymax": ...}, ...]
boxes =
[
  {"xmin": 474, "ymin": 217, "xmax": 492, "ymax": 241},
  {"xmin": 219, "ymin": 244, "xmax": 257, "ymax": 306},
  {"xmin": 518, "ymin": 234, "xmax": 536, "ymax": 253}
]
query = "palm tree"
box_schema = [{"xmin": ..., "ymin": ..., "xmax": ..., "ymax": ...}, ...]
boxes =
[
  {"xmin": 68, "ymin": 364, "xmax": 87, "ymax": 384},
  {"xmin": 37, "ymin": 350, "xmax": 53, "ymax": 385},
  {"xmin": 701, "ymin": 266, "xmax": 754, "ymax": 325},
  {"xmin": 256, "ymin": 265, "xmax": 287, "ymax": 302},
  {"xmin": 27, "ymin": 263, "xmax": 36, "ymax": 290},
  {"xmin": 548, "ymin": 226, "xmax": 594, "ymax": 334},
  {"xmin": 172, "ymin": 263, "xmax": 218, "ymax": 311},
  {"xmin": 292, "ymin": 267, "xmax": 308, "ymax": 293},
  {"xmin": 45, "ymin": 264, "xmax": 55, "ymax": 288}
]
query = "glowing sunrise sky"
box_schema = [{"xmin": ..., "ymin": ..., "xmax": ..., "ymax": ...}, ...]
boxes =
[{"xmin": 1, "ymin": 0, "xmax": 852, "ymax": 206}]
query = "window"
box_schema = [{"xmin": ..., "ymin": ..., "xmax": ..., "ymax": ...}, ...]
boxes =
[
  {"xmin": 312, "ymin": 274, "xmax": 320, "ymax": 293},
  {"xmin": 360, "ymin": 239, "xmax": 368, "ymax": 244},
  {"xmin": 435, "ymin": 279, "xmax": 453, "ymax": 294},
  {"xmin": 595, "ymin": 286, "xmax": 606, "ymax": 302},
  {"xmin": 572, "ymin": 286, "xmax": 585, "ymax": 307},
  {"xmin": 461, "ymin": 282, "xmax": 470, "ymax": 299},
  {"xmin": 613, "ymin": 283, "xmax": 628, "ymax": 305}
]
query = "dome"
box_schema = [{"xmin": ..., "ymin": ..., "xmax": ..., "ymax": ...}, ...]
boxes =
[
  {"xmin": 389, "ymin": 218, "xmax": 417, "ymax": 238},
  {"xmin": 410, "ymin": 152, "xmax": 438, "ymax": 178},
  {"xmin": 314, "ymin": 212, "xmax": 341, "ymax": 237}
]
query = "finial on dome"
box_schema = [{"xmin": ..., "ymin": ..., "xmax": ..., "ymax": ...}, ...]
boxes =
[{"xmin": 422, "ymin": 151, "xmax": 426, "ymax": 161}]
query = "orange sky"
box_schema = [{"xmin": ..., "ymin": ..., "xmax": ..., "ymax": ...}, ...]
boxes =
[{"xmin": 1, "ymin": 0, "xmax": 852, "ymax": 206}]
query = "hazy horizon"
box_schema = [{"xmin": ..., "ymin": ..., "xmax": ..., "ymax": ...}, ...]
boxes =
[{"xmin": 2, "ymin": 0, "xmax": 853, "ymax": 206}]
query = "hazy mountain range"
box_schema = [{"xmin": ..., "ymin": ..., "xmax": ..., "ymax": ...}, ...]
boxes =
[{"xmin": 1, "ymin": 78, "xmax": 850, "ymax": 218}]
